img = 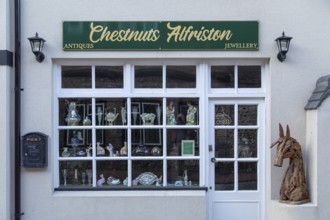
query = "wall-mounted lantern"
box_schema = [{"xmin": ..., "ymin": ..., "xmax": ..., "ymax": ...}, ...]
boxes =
[
  {"xmin": 275, "ymin": 32, "xmax": 292, "ymax": 62},
  {"xmin": 27, "ymin": 33, "xmax": 46, "ymax": 63}
]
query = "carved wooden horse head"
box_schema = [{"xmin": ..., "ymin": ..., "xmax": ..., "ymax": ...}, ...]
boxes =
[{"xmin": 270, "ymin": 124, "xmax": 310, "ymax": 204}]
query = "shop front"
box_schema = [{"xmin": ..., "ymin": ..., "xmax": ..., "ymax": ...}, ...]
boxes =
[{"xmin": 3, "ymin": 1, "xmax": 330, "ymax": 220}]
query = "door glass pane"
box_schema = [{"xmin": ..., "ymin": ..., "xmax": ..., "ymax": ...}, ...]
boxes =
[
  {"xmin": 211, "ymin": 66, "xmax": 234, "ymax": 88},
  {"xmin": 215, "ymin": 162, "xmax": 234, "ymax": 191},
  {"xmin": 238, "ymin": 65, "xmax": 261, "ymax": 88},
  {"xmin": 238, "ymin": 129, "xmax": 257, "ymax": 158},
  {"xmin": 215, "ymin": 105, "xmax": 234, "ymax": 126},
  {"xmin": 238, "ymin": 162, "xmax": 257, "ymax": 190},
  {"xmin": 215, "ymin": 129, "xmax": 234, "ymax": 158},
  {"xmin": 135, "ymin": 66, "xmax": 162, "ymax": 88},
  {"xmin": 166, "ymin": 66, "xmax": 196, "ymax": 88},
  {"xmin": 95, "ymin": 66, "xmax": 123, "ymax": 88},
  {"xmin": 62, "ymin": 66, "xmax": 92, "ymax": 88},
  {"xmin": 167, "ymin": 160, "xmax": 199, "ymax": 186},
  {"xmin": 238, "ymin": 105, "xmax": 257, "ymax": 125}
]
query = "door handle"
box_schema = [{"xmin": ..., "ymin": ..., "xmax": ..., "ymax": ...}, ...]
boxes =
[{"xmin": 211, "ymin": 157, "xmax": 219, "ymax": 163}]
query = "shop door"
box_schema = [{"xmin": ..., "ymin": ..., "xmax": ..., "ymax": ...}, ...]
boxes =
[{"xmin": 208, "ymin": 100, "xmax": 265, "ymax": 220}]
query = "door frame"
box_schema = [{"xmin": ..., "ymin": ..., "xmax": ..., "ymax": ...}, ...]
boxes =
[{"xmin": 206, "ymin": 98, "xmax": 266, "ymax": 220}]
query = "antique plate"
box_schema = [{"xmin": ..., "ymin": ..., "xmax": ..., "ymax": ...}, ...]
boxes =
[{"xmin": 137, "ymin": 172, "xmax": 157, "ymax": 185}]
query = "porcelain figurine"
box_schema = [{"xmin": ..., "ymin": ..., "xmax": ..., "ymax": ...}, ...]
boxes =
[
  {"xmin": 120, "ymin": 142, "xmax": 128, "ymax": 156},
  {"xmin": 96, "ymin": 142, "xmax": 105, "ymax": 156},
  {"xmin": 106, "ymin": 143, "xmax": 114, "ymax": 157},
  {"xmin": 65, "ymin": 102, "xmax": 81, "ymax": 126},
  {"xmin": 107, "ymin": 176, "xmax": 121, "ymax": 185},
  {"xmin": 166, "ymin": 101, "xmax": 176, "ymax": 125},
  {"xmin": 105, "ymin": 108, "xmax": 119, "ymax": 125},
  {"xmin": 97, "ymin": 174, "xmax": 105, "ymax": 186},
  {"xmin": 61, "ymin": 147, "xmax": 70, "ymax": 157},
  {"xmin": 186, "ymin": 102, "xmax": 197, "ymax": 125},
  {"xmin": 183, "ymin": 170, "xmax": 188, "ymax": 186},
  {"xmin": 83, "ymin": 116, "xmax": 92, "ymax": 126},
  {"xmin": 86, "ymin": 145, "xmax": 92, "ymax": 157}
]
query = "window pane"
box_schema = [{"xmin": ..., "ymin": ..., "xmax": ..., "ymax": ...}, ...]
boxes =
[
  {"xmin": 166, "ymin": 66, "xmax": 196, "ymax": 88},
  {"xmin": 238, "ymin": 162, "xmax": 257, "ymax": 190},
  {"xmin": 59, "ymin": 161, "xmax": 93, "ymax": 187},
  {"xmin": 131, "ymin": 98, "xmax": 163, "ymax": 125},
  {"xmin": 215, "ymin": 129, "xmax": 234, "ymax": 158},
  {"xmin": 135, "ymin": 66, "xmax": 162, "ymax": 88},
  {"xmin": 215, "ymin": 105, "xmax": 234, "ymax": 126},
  {"xmin": 131, "ymin": 129, "xmax": 163, "ymax": 150},
  {"xmin": 62, "ymin": 66, "xmax": 92, "ymax": 88},
  {"xmin": 166, "ymin": 98, "xmax": 199, "ymax": 125},
  {"xmin": 238, "ymin": 105, "xmax": 258, "ymax": 125},
  {"xmin": 59, "ymin": 98, "xmax": 92, "ymax": 126},
  {"xmin": 95, "ymin": 98, "xmax": 127, "ymax": 126},
  {"xmin": 95, "ymin": 66, "xmax": 123, "ymax": 88},
  {"xmin": 59, "ymin": 129, "xmax": 91, "ymax": 157},
  {"xmin": 238, "ymin": 129, "xmax": 257, "ymax": 158},
  {"xmin": 132, "ymin": 160, "xmax": 163, "ymax": 186},
  {"xmin": 215, "ymin": 162, "xmax": 234, "ymax": 191},
  {"xmin": 167, "ymin": 160, "xmax": 199, "ymax": 186},
  {"xmin": 96, "ymin": 161, "xmax": 128, "ymax": 186},
  {"xmin": 238, "ymin": 65, "xmax": 261, "ymax": 88},
  {"xmin": 97, "ymin": 129, "xmax": 127, "ymax": 157},
  {"xmin": 167, "ymin": 129, "xmax": 199, "ymax": 156},
  {"xmin": 211, "ymin": 66, "xmax": 234, "ymax": 88}
]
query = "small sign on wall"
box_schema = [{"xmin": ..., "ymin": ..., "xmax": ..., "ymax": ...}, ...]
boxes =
[{"xmin": 22, "ymin": 132, "xmax": 48, "ymax": 168}]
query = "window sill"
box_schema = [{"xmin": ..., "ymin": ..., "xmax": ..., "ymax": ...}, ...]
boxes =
[{"xmin": 55, "ymin": 186, "xmax": 208, "ymax": 191}]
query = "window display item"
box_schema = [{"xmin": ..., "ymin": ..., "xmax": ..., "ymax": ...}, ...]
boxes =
[
  {"xmin": 83, "ymin": 116, "xmax": 92, "ymax": 126},
  {"xmin": 121, "ymin": 107, "xmax": 126, "ymax": 125},
  {"xmin": 186, "ymin": 102, "xmax": 197, "ymax": 125},
  {"xmin": 140, "ymin": 113, "xmax": 156, "ymax": 125},
  {"xmin": 62, "ymin": 169, "xmax": 67, "ymax": 186},
  {"xmin": 97, "ymin": 174, "xmax": 105, "ymax": 186},
  {"xmin": 166, "ymin": 101, "xmax": 176, "ymax": 125},
  {"xmin": 96, "ymin": 142, "xmax": 105, "ymax": 156},
  {"xmin": 65, "ymin": 102, "xmax": 81, "ymax": 126},
  {"xmin": 120, "ymin": 142, "xmax": 128, "ymax": 156},
  {"xmin": 86, "ymin": 145, "xmax": 92, "ymax": 157},
  {"xmin": 151, "ymin": 146, "xmax": 161, "ymax": 156},
  {"xmin": 86, "ymin": 169, "xmax": 92, "ymax": 185},
  {"xmin": 61, "ymin": 147, "xmax": 70, "ymax": 157},
  {"xmin": 137, "ymin": 172, "xmax": 158, "ymax": 185},
  {"xmin": 107, "ymin": 176, "xmax": 121, "ymax": 185},
  {"xmin": 106, "ymin": 143, "xmax": 114, "ymax": 157},
  {"xmin": 105, "ymin": 108, "xmax": 119, "ymax": 125}
]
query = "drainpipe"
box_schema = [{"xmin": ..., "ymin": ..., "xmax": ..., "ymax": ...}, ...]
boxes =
[{"xmin": 14, "ymin": 0, "xmax": 24, "ymax": 219}]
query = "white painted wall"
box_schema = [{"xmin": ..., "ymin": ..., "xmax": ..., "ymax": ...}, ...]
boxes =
[
  {"xmin": 16, "ymin": 0, "xmax": 330, "ymax": 219},
  {"xmin": 0, "ymin": 0, "xmax": 14, "ymax": 219}
]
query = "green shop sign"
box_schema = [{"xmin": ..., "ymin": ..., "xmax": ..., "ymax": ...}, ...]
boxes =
[{"xmin": 63, "ymin": 21, "xmax": 258, "ymax": 51}]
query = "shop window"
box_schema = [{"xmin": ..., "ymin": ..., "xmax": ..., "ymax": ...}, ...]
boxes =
[
  {"xmin": 61, "ymin": 66, "xmax": 92, "ymax": 88},
  {"xmin": 210, "ymin": 65, "xmax": 262, "ymax": 89},
  {"xmin": 56, "ymin": 64, "xmax": 201, "ymax": 189},
  {"xmin": 95, "ymin": 66, "xmax": 124, "ymax": 88}
]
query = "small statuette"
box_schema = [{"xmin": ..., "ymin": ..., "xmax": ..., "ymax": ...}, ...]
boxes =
[
  {"xmin": 62, "ymin": 169, "xmax": 67, "ymax": 186},
  {"xmin": 86, "ymin": 169, "xmax": 92, "ymax": 185},
  {"xmin": 86, "ymin": 145, "xmax": 92, "ymax": 157},
  {"xmin": 151, "ymin": 146, "xmax": 161, "ymax": 156},
  {"xmin": 97, "ymin": 174, "xmax": 105, "ymax": 186},
  {"xmin": 83, "ymin": 116, "xmax": 92, "ymax": 126},
  {"xmin": 96, "ymin": 142, "xmax": 105, "ymax": 156},
  {"xmin": 61, "ymin": 147, "xmax": 70, "ymax": 157},
  {"xmin": 166, "ymin": 101, "xmax": 176, "ymax": 125},
  {"xmin": 120, "ymin": 142, "xmax": 128, "ymax": 156},
  {"xmin": 106, "ymin": 143, "xmax": 114, "ymax": 157},
  {"xmin": 121, "ymin": 107, "xmax": 126, "ymax": 125},
  {"xmin": 107, "ymin": 176, "xmax": 121, "ymax": 185},
  {"xmin": 183, "ymin": 170, "xmax": 188, "ymax": 186},
  {"xmin": 186, "ymin": 102, "xmax": 197, "ymax": 125}
]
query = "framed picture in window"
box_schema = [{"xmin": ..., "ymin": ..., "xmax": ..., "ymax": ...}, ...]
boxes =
[{"xmin": 181, "ymin": 140, "xmax": 195, "ymax": 156}]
